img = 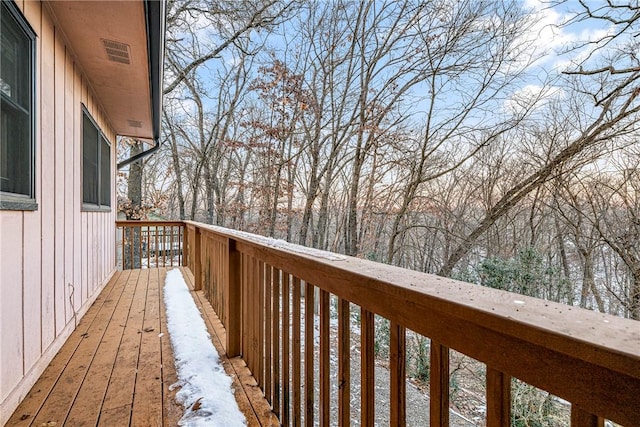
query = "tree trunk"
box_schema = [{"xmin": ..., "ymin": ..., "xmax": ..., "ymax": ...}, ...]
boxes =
[
  {"xmin": 167, "ymin": 123, "xmax": 186, "ymax": 220},
  {"xmin": 631, "ymin": 273, "xmax": 640, "ymax": 320},
  {"xmin": 126, "ymin": 141, "xmax": 143, "ymax": 269},
  {"xmin": 579, "ymin": 248, "xmax": 595, "ymax": 309}
]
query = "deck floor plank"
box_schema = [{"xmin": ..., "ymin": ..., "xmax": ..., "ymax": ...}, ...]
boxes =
[
  {"xmin": 8, "ymin": 266, "xmax": 277, "ymax": 427},
  {"xmin": 97, "ymin": 268, "xmax": 150, "ymax": 426},
  {"xmin": 65, "ymin": 269, "xmax": 144, "ymax": 426},
  {"xmin": 30, "ymin": 270, "xmax": 134, "ymax": 426},
  {"xmin": 131, "ymin": 268, "xmax": 164, "ymax": 427},
  {"xmin": 6, "ymin": 270, "xmax": 130, "ymax": 426}
]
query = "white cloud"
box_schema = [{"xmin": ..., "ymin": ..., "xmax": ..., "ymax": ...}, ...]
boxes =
[
  {"xmin": 516, "ymin": 0, "xmax": 617, "ymax": 73},
  {"xmin": 503, "ymin": 84, "xmax": 565, "ymax": 115}
]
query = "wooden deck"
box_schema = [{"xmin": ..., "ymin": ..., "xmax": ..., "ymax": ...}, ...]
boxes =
[{"xmin": 7, "ymin": 267, "xmax": 277, "ymax": 427}]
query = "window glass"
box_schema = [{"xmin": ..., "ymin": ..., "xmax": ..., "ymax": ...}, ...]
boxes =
[
  {"xmin": 0, "ymin": 1, "xmax": 35, "ymax": 200},
  {"xmin": 83, "ymin": 113, "xmax": 99, "ymax": 205},
  {"xmin": 100, "ymin": 135, "xmax": 110, "ymax": 206},
  {"xmin": 82, "ymin": 109, "xmax": 110, "ymax": 208}
]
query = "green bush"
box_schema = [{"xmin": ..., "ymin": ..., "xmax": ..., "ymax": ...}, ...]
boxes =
[{"xmin": 477, "ymin": 247, "xmax": 572, "ymax": 303}]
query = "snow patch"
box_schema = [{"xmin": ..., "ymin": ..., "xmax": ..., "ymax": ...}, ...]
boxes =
[
  {"xmin": 164, "ymin": 268, "xmax": 246, "ymax": 426},
  {"xmin": 200, "ymin": 224, "xmax": 346, "ymax": 261}
]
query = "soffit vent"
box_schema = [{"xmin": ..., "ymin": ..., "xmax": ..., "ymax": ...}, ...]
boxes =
[
  {"xmin": 128, "ymin": 120, "xmax": 143, "ymax": 128},
  {"xmin": 102, "ymin": 39, "xmax": 131, "ymax": 64}
]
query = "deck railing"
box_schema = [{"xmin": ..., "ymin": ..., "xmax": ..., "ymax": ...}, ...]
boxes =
[
  {"xmin": 142, "ymin": 220, "xmax": 638, "ymax": 426},
  {"xmin": 116, "ymin": 220, "xmax": 186, "ymax": 269}
]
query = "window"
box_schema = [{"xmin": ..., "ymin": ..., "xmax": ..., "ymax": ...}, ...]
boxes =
[
  {"xmin": 82, "ymin": 108, "xmax": 111, "ymax": 209},
  {"xmin": 0, "ymin": 1, "xmax": 36, "ymax": 210}
]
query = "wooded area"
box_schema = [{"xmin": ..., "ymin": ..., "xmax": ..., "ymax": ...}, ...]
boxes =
[{"xmin": 118, "ymin": 0, "xmax": 640, "ymax": 321}]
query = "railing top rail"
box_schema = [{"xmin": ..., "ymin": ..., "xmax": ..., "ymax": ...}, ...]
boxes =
[
  {"xmin": 116, "ymin": 220, "xmax": 186, "ymax": 227},
  {"xmin": 185, "ymin": 221, "xmax": 639, "ymax": 377}
]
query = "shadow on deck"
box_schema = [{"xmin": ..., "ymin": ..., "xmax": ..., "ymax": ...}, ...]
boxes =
[{"xmin": 7, "ymin": 267, "xmax": 276, "ymax": 427}]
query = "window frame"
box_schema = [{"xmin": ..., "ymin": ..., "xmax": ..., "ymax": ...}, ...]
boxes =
[
  {"xmin": 0, "ymin": 0, "xmax": 37, "ymax": 211},
  {"xmin": 81, "ymin": 106, "xmax": 111, "ymax": 212}
]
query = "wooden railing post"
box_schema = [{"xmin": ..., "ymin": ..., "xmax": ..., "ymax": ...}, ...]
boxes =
[
  {"xmin": 486, "ymin": 368, "xmax": 511, "ymax": 427},
  {"xmin": 226, "ymin": 238, "xmax": 241, "ymax": 357},
  {"xmin": 430, "ymin": 341, "xmax": 450, "ymax": 426},
  {"xmin": 361, "ymin": 309, "xmax": 375, "ymax": 427},
  {"xmin": 193, "ymin": 226, "xmax": 202, "ymax": 291},
  {"xmin": 390, "ymin": 322, "xmax": 406, "ymax": 427}
]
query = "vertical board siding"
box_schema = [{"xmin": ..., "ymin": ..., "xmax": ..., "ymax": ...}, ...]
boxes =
[
  {"xmin": 73, "ymin": 66, "xmax": 82, "ymax": 310},
  {"xmin": 54, "ymin": 26, "xmax": 66, "ymax": 335},
  {"xmin": 0, "ymin": 4, "xmax": 117, "ymax": 423},
  {"xmin": 22, "ymin": 0, "xmax": 44, "ymax": 374},
  {"xmin": 64, "ymin": 49, "xmax": 75, "ymax": 326},
  {"xmin": 40, "ymin": 4, "xmax": 56, "ymax": 352},
  {"xmin": 0, "ymin": 213, "xmax": 25, "ymax": 398}
]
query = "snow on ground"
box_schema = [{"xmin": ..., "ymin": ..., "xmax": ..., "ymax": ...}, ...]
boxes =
[{"xmin": 164, "ymin": 268, "xmax": 246, "ymax": 426}]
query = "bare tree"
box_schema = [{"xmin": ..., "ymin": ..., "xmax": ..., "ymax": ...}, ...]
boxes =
[
  {"xmin": 582, "ymin": 159, "xmax": 640, "ymax": 319},
  {"xmin": 163, "ymin": 0, "xmax": 300, "ymax": 95}
]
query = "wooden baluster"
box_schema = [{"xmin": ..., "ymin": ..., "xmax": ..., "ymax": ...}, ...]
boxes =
[
  {"xmin": 292, "ymin": 276, "xmax": 302, "ymax": 427},
  {"xmin": 146, "ymin": 227, "xmax": 150, "ymax": 268},
  {"xmin": 157, "ymin": 226, "xmax": 161, "ymax": 267},
  {"xmin": 178, "ymin": 224, "xmax": 183, "ymax": 266},
  {"xmin": 193, "ymin": 228, "xmax": 201, "ymax": 291},
  {"xmin": 219, "ymin": 241, "xmax": 224, "ymax": 315},
  {"xmin": 226, "ymin": 238, "xmax": 241, "ymax": 357},
  {"xmin": 166, "ymin": 225, "xmax": 170, "ymax": 267},
  {"xmin": 204, "ymin": 235, "xmax": 209, "ymax": 295},
  {"xmin": 265, "ymin": 265, "xmax": 273, "ymax": 405},
  {"xmin": 246, "ymin": 255, "xmax": 254, "ymax": 372},
  {"xmin": 221, "ymin": 239, "xmax": 227, "ymax": 318},
  {"xmin": 361, "ymin": 309, "xmax": 375, "ymax": 427},
  {"xmin": 338, "ymin": 298, "xmax": 351, "ymax": 427},
  {"xmin": 430, "ymin": 341, "xmax": 449, "ymax": 426},
  {"xmin": 243, "ymin": 254, "xmax": 250, "ymax": 368},
  {"xmin": 258, "ymin": 260, "xmax": 265, "ymax": 390},
  {"xmin": 163, "ymin": 226, "xmax": 167, "ymax": 267},
  {"xmin": 319, "ymin": 290, "xmax": 330, "ymax": 427},
  {"xmin": 183, "ymin": 225, "xmax": 189, "ymax": 268},
  {"xmin": 304, "ymin": 282, "xmax": 315, "ymax": 426},
  {"xmin": 121, "ymin": 226, "xmax": 125, "ymax": 269},
  {"xmin": 221, "ymin": 241, "xmax": 225, "ymax": 313},
  {"xmin": 170, "ymin": 226, "xmax": 174, "ymax": 267},
  {"xmin": 154, "ymin": 225, "xmax": 159, "ymax": 267},
  {"xmin": 390, "ymin": 322, "xmax": 406, "ymax": 427},
  {"xmin": 282, "ymin": 273, "xmax": 291, "ymax": 426},
  {"xmin": 129, "ymin": 226, "xmax": 134, "ymax": 269},
  {"xmin": 137, "ymin": 226, "xmax": 142, "ymax": 267},
  {"xmin": 252, "ymin": 257, "xmax": 259, "ymax": 381},
  {"xmin": 213, "ymin": 237, "xmax": 217, "ymax": 299},
  {"xmin": 272, "ymin": 267, "xmax": 281, "ymax": 419},
  {"xmin": 486, "ymin": 368, "xmax": 510, "ymax": 427},
  {"xmin": 571, "ymin": 406, "xmax": 604, "ymax": 427},
  {"xmin": 245, "ymin": 255, "xmax": 252, "ymax": 372},
  {"xmin": 167, "ymin": 226, "xmax": 171, "ymax": 267}
]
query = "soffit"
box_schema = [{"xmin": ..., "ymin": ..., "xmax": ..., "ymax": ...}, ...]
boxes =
[{"xmin": 47, "ymin": 1, "xmax": 153, "ymax": 140}]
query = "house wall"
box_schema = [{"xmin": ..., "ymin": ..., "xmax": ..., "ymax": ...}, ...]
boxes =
[{"xmin": 0, "ymin": 2, "xmax": 117, "ymax": 423}]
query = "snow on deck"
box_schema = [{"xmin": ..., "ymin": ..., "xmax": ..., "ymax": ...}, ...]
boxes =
[{"xmin": 164, "ymin": 268, "xmax": 246, "ymax": 426}]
